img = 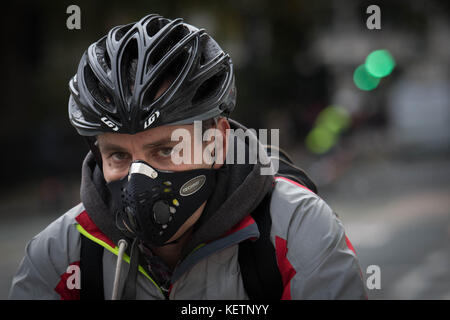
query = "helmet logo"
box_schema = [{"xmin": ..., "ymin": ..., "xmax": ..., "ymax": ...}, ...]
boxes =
[
  {"xmin": 144, "ymin": 111, "xmax": 160, "ymax": 129},
  {"xmin": 101, "ymin": 116, "xmax": 119, "ymax": 132}
]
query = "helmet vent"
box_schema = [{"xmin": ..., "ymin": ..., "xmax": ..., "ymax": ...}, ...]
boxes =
[
  {"xmin": 192, "ymin": 70, "xmax": 226, "ymax": 105},
  {"xmin": 146, "ymin": 24, "xmax": 189, "ymax": 72},
  {"xmin": 95, "ymin": 38, "xmax": 111, "ymax": 73},
  {"xmin": 146, "ymin": 18, "xmax": 164, "ymax": 37},
  {"xmin": 103, "ymin": 50, "xmax": 112, "ymax": 73},
  {"xmin": 114, "ymin": 24, "xmax": 134, "ymax": 42},
  {"xmin": 84, "ymin": 64, "xmax": 115, "ymax": 112},
  {"xmin": 142, "ymin": 49, "xmax": 188, "ymax": 108},
  {"xmin": 120, "ymin": 38, "xmax": 139, "ymax": 102}
]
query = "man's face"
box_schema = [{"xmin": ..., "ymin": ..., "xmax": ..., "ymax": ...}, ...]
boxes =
[
  {"xmin": 97, "ymin": 119, "xmax": 229, "ymax": 183},
  {"xmin": 98, "ymin": 119, "xmax": 229, "ymax": 245}
]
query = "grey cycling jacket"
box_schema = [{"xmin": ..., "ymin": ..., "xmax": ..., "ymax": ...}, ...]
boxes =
[{"xmin": 9, "ymin": 123, "xmax": 367, "ymax": 300}]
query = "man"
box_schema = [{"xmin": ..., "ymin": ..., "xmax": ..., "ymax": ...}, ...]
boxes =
[{"xmin": 9, "ymin": 14, "xmax": 366, "ymax": 300}]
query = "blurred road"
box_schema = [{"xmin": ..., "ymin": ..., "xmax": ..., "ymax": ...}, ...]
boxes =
[
  {"xmin": 0, "ymin": 211, "xmax": 61, "ymax": 299},
  {"xmin": 1, "ymin": 154, "xmax": 449, "ymax": 299},
  {"xmin": 321, "ymin": 154, "xmax": 450, "ymax": 299}
]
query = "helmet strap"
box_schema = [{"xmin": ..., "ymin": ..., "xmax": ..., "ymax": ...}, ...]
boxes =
[{"xmin": 83, "ymin": 136, "xmax": 103, "ymax": 171}]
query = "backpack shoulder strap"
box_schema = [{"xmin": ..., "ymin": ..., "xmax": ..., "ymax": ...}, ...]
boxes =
[
  {"xmin": 238, "ymin": 145, "xmax": 318, "ymax": 300},
  {"xmin": 79, "ymin": 234, "xmax": 105, "ymax": 300},
  {"xmin": 238, "ymin": 190, "xmax": 284, "ymax": 300}
]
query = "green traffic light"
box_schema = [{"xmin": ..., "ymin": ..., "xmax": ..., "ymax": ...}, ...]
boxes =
[
  {"xmin": 315, "ymin": 106, "xmax": 350, "ymax": 134},
  {"xmin": 365, "ymin": 49, "xmax": 395, "ymax": 78},
  {"xmin": 353, "ymin": 64, "xmax": 380, "ymax": 91},
  {"xmin": 305, "ymin": 126, "xmax": 336, "ymax": 154}
]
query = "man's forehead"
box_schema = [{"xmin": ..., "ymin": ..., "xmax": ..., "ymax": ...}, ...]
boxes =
[{"xmin": 97, "ymin": 124, "xmax": 193, "ymax": 148}]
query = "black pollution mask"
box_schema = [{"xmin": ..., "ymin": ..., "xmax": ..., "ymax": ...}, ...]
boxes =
[{"xmin": 107, "ymin": 160, "xmax": 216, "ymax": 247}]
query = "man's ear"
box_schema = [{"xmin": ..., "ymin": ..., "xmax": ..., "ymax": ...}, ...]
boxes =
[{"xmin": 212, "ymin": 117, "xmax": 230, "ymax": 169}]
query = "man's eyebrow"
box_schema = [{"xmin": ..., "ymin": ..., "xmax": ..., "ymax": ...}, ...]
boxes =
[
  {"xmin": 98, "ymin": 136, "xmax": 175, "ymax": 153},
  {"xmin": 143, "ymin": 137, "xmax": 175, "ymax": 148},
  {"xmin": 97, "ymin": 142, "xmax": 128, "ymax": 153}
]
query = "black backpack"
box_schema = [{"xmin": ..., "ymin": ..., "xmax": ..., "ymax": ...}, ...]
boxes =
[
  {"xmin": 80, "ymin": 146, "xmax": 317, "ymax": 300},
  {"xmin": 238, "ymin": 145, "xmax": 317, "ymax": 300}
]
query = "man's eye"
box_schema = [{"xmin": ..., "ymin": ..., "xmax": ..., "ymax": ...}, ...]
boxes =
[
  {"xmin": 111, "ymin": 152, "xmax": 129, "ymax": 161},
  {"xmin": 156, "ymin": 147, "xmax": 173, "ymax": 157}
]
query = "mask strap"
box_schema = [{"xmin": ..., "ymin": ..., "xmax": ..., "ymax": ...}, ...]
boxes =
[
  {"xmin": 210, "ymin": 117, "xmax": 219, "ymax": 168},
  {"xmin": 83, "ymin": 136, "xmax": 103, "ymax": 170}
]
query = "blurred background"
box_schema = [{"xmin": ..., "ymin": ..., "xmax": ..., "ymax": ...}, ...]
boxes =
[{"xmin": 0, "ymin": 0, "xmax": 449, "ymax": 299}]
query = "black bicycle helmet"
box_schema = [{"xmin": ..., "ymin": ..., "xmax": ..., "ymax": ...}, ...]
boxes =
[{"xmin": 68, "ymin": 13, "xmax": 236, "ymax": 137}]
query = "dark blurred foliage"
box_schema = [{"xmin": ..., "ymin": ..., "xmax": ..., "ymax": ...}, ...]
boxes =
[{"xmin": 0, "ymin": 0, "xmax": 448, "ymax": 192}]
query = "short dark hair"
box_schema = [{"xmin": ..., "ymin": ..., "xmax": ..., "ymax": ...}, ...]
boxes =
[{"xmin": 202, "ymin": 117, "xmax": 219, "ymax": 132}]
